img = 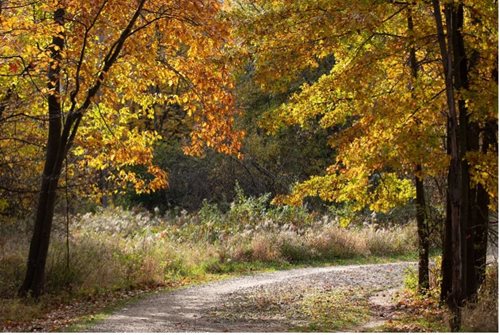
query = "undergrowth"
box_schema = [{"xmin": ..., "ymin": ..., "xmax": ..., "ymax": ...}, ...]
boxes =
[
  {"xmin": 384, "ymin": 257, "xmax": 498, "ymax": 332},
  {"xmin": 462, "ymin": 264, "xmax": 498, "ymax": 332},
  {"xmin": 0, "ymin": 192, "xmax": 418, "ymax": 329}
]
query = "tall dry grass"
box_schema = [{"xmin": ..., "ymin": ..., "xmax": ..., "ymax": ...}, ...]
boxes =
[
  {"xmin": 0, "ymin": 201, "xmax": 417, "ymax": 302},
  {"xmin": 462, "ymin": 264, "xmax": 498, "ymax": 332}
]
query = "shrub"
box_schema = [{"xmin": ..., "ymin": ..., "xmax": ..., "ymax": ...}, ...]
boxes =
[
  {"xmin": 251, "ymin": 234, "xmax": 281, "ymax": 262},
  {"xmin": 309, "ymin": 226, "xmax": 369, "ymax": 259},
  {"xmin": 403, "ymin": 267, "xmax": 418, "ymax": 292},
  {"xmin": 278, "ymin": 232, "xmax": 312, "ymax": 262}
]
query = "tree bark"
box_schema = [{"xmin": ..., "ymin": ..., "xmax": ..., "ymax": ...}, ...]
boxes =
[
  {"xmin": 441, "ymin": 173, "xmax": 453, "ymax": 301},
  {"xmin": 467, "ymin": 119, "xmax": 495, "ymax": 299},
  {"xmin": 415, "ymin": 167, "xmax": 430, "ymax": 292},
  {"xmin": 407, "ymin": 7, "xmax": 429, "ymax": 293},
  {"xmin": 19, "ymin": 7, "xmax": 65, "ymax": 298},
  {"xmin": 432, "ymin": 0, "xmax": 465, "ymax": 330},
  {"xmin": 450, "ymin": 3, "xmax": 473, "ymax": 305},
  {"xmin": 466, "ymin": 63, "xmax": 497, "ymax": 299},
  {"xmin": 432, "ymin": 0, "xmax": 493, "ymax": 329}
]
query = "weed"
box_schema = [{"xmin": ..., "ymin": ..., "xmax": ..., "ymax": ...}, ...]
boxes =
[{"xmin": 296, "ymin": 289, "xmax": 371, "ymax": 331}]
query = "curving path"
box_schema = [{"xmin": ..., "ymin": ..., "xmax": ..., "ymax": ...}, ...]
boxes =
[{"xmin": 88, "ymin": 262, "xmax": 415, "ymax": 332}]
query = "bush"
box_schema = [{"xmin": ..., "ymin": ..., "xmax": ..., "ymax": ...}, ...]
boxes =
[
  {"xmin": 309, "ymin": 226, "xmax": 368, "ymax": 259},
  {"xmin": 403, "ymin": 267, "xmax": 418, "ymax": 292},
  {"xmin": 278, "ymin": 233, "xmax": 311, "ymax": 262}
]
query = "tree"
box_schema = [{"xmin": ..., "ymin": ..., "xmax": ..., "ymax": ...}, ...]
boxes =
[
  {"xmin": 432, "ymin": 0, "xmax": 497, "ymax": 330},
  {"xmin": 230, "ymin": 0, "xmax": 446, "ymax": 289},
  {"xmin": 123, "ymin": 44, "xmax": 335, "ymax": 212},
  {"xmin": 1, "ymin": 0, "xmax": 242, "ymax": 298},
  {"xmin": 407, "ymin": 5, "xmax": 430, "ymax": 293},
  {"xmin": 230, "ymin": 2, "xmax": 497, "ymax": 326}
]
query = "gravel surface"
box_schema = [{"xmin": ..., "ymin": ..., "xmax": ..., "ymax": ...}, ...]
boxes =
[{"xmin": 89, "ymin": 261, "xmax": 415, "ymax": 332}]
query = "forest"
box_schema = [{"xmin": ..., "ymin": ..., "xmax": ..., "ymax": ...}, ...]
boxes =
[{"xmin": 0, "ymin": 0, "xmax": 497, "ymax": 332}]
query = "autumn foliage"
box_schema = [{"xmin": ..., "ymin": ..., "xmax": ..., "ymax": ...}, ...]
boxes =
[
  {"xmin": 1, "ymin": 0, "xmax": 243, "ymax": 297},
  {"xmin": 0, "ymin": 0, "xmax": 497, "ymax": 330}
]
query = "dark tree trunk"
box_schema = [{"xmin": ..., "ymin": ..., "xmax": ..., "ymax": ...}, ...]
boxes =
[
  {"xmin": 467, "ymin": 14, "xmax": 497, "ymax": 299},
  {"xmin": 468, "ymin": 119, "xmax": 496, "ymax": 297},
  {"xmin": 451, "ymin": 3, "xmax": 473, "ymax": 305},
  {"xmin": 415, "ymin": 167, "xmax": 430, "ymax": 292},
  {"xmin": 450, "ymin": 1, "xmax": 493, "ymax": 303},
  {"xmin": 407, "ymin": 7, "xmax": 430, "ymax": 293},
  {"xmin": 441, "ymin": 174, "xmax": 453, "ymax": 301},
  {"xmin": 465, "ymin": 122, "xmax": 480, "ymax": 300},
  {"xmin": 432, "ymin": 1, "xmax": 493, "ymax": 330},
  {"xmin": 432, "ymin": 0, "xmax": 466, "ymax": 330},
  {"xmin": 19, "ymin": 7, "xmax": 65, "ymax": 298}
]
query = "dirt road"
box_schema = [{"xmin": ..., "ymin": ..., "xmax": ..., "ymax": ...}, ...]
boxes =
[{"xmin": 89, "ymin": 262, "xmax": 414, "ymax": 332}]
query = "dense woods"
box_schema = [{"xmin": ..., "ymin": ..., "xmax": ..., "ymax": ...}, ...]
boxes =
[{"xmin": 0, "ymin": 0, "xmax": 497, "ymax": 332}]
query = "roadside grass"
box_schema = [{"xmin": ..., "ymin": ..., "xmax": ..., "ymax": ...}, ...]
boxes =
[{"xmin": 462, "ymin": 264, "xmax": 498, "ymax": 332}]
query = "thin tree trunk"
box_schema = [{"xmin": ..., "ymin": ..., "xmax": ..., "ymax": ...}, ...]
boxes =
[
  {"xmin": 415, "ymin": 166, "xmax": 430, "ymax": 292},
  {"xmin": 466, "ymin": 122, "xmax": 479, "ymax": 299},
  {"xmin": 470, "ymin": 119, "xmax": 495, "ymax": 296},
  {"xmin": 441, "ymin": 173, "xmax": 453, "ymax": 301},
  {"xmin": 467, "ymin": 13, "xmax": 496, "ymax": 300},
  {"xmin": 407, "ymin": 7, "xmax": 429, "ymax": 293},
  {"xmin": 19, "ymin": 7, "xmax": 65, "ymax": 298}
]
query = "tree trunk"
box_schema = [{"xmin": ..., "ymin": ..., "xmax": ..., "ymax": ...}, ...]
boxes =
[
  {"xmin": 465, "ymin": 122, "xmax": 480, "ymax": 300},
  {"xmin": 415, "ymin": 167, "xmax": 430, "ymax": 292},
  {"xmin": 432, "ymin": 0, "xmax": 465, "ymax": 330},
  {"xmin": 19, "ymin": 7, "xmax": 65, "ymax": 299},
  {"xmin": 468, "ymin": 119, "xmax": 495, "ymax": 298},
  {"xmin": 449, "ymin": 1, "xmax": 493, "ymax": 303},
  {"xmin": 407, "ymin": 8, "xmax": 430, "ymax": 293},
  {"xmin": 441, "ymin": 173, "xmax": 453, "ymax": 301}
]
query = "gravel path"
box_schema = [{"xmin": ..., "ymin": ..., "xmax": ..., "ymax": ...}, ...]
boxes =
[{"xmin": 89, "ymin": 261, "xmax": 415, "ymax": 332}]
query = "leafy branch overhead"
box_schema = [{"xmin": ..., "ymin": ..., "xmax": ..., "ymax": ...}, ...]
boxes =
[
  {"xmin": 1, "ymin": 0, "xmax": 243, "ymax": 197},
  {"xmin": 230, "ymin": 0, "xmax": 497, "ymax": 213}
]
